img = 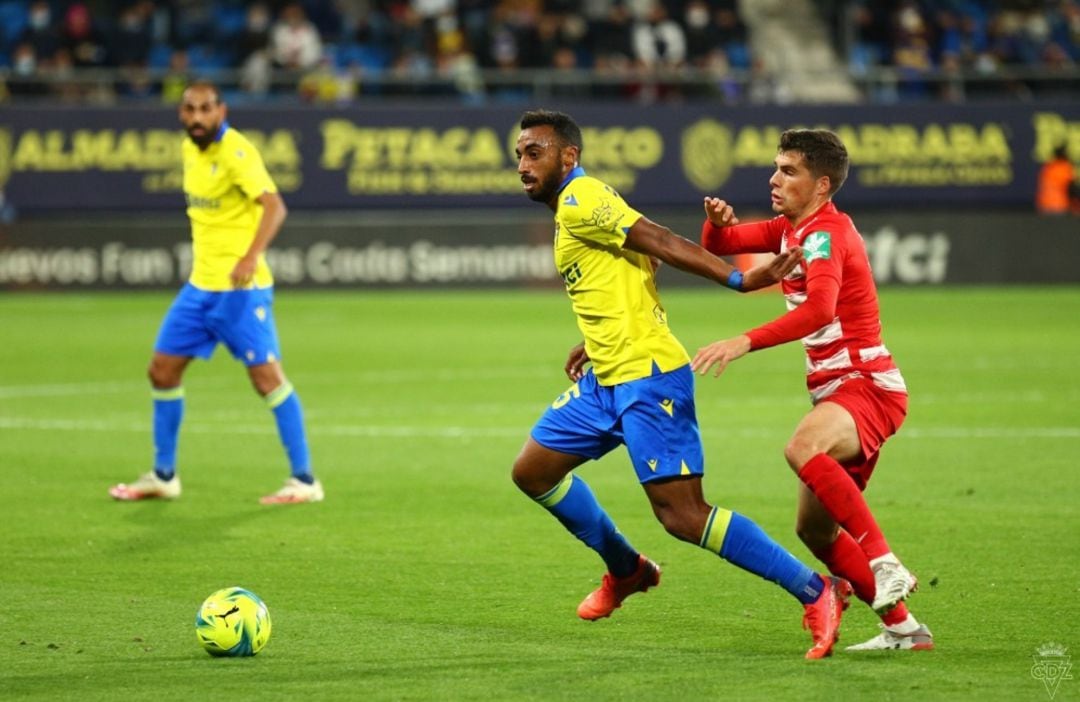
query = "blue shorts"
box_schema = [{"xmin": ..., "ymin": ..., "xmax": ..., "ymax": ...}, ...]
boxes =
[
  {"xmin": 530, "ymin": 364, "xmax": 704, "ymax": 484},
  {"xmin": 154, "ymin": 283, "xmax": 282, "ymax": 366}
]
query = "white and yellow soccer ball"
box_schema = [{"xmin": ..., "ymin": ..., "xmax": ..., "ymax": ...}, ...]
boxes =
[{"xmin": 195, "ymin": 587, "xmax": 272, "ymax": 657}]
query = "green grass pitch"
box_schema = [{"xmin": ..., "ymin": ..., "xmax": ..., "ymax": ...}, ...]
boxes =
[{"xmin": 1, "ymin": 287, "xmax": 1078, "ymax": 701}]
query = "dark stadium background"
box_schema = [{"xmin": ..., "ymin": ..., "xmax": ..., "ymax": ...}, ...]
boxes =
[{"xmin": 0, "ymin": 0, "xmax": 1077, "ymax": 290}]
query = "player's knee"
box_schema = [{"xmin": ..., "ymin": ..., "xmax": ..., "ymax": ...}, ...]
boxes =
[
  {"xmin": 655, "ymin": 508, "xmax": 703, "ymax": 544},
  {"xmin": 784, "ymin": 436, "xmax": 815, "ymax": 471},
  {"xmin": 510, "ymin": 458, "xmax": 545, "ymax": 497},
  {"xmin": 148, "ymin": 360, "xmax": 177, "ymax": 388}
]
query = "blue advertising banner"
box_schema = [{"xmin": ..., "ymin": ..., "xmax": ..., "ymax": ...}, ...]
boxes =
[{"xmin": 1, "ymin": 101, "xmax": 1077, "ymax": 211}]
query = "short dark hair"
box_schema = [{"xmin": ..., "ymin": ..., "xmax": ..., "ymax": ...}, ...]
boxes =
[
  {"xmin": 779, "ymin": 129, "xmax": 849, "ymax": 195},
  {"xmin": 183, "ymin": 80, "xmax": 222, "ymax": 104},
  {"xmin": 520, "ymin": 109, "xmax": 583, "ymax": 154}
]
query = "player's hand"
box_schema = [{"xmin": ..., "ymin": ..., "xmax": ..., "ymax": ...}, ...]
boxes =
[
  {"xmin": 230, "ymin": 256, "xmax": 257, "ymax": 288},
  {"xmin": 691, "ymin": 335, "xmax": 751, "ymax": 377},
  {"xmin": 703, "ymin": 197, "xmax": 739, "ymax": 227},
  {"xmin": 741, "ymin": 246, "xmax": 803, "ymax": 291},
  {"xmin": 564, "ymin": 342, "xmax": 590, "ymax": 382}
]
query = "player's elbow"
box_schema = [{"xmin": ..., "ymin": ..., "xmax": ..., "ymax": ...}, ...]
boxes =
[{"xmin": 273, "ymin": 194, "xmax": 288, "ymax": 222}]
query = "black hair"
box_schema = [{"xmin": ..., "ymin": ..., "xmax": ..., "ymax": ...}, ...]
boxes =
[
  {"xmin": 779, "ymin": 129, "xmax": 849, "ymax": 195},
  {"xmin": 520, "ymin": 109, "xmax": 583, "ymax": 154}
]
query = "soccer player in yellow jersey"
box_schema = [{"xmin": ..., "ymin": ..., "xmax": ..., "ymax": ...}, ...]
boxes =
[
  {"xmin": 511, "ymin": 110, "xmax": 852, "ymax": 659},
  {"xmin": 109, "ymin": 81, "xmax": 322, "ymax": 505}
]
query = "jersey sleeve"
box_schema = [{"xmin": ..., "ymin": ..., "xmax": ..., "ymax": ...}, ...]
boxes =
[
  {"xmin": 745, "ymin": 228, "xmax": 844, "ymax": 351},
  {"xmin": 559, "ymin": 181, "xmax": 643, "ymax": 248},
  {"xmin": 224, "ymin": 134, "xmax": 277, "ymax": 201},
  {"xmin": 701, "ymin": 217, "xmax": 785, "ymax": 255}
]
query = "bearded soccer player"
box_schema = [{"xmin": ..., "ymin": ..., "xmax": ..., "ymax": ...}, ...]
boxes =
[
  {"xmin": 109, "ymin": 81, "xmax": 323, "ymax": 505},
  {"xmin": 693, "ymin": 129, "xmax": 933, "ymax": 651},
  {"xmin": 511, "ymin": 109, "xmax": 854, "ymax": 659}
]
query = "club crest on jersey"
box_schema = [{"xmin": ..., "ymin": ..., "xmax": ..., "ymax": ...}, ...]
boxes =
[
  {"xmin": 583, "ymin": 200, "xmax": 618, "ymax": 232},
  {"xmin": 804, "ymin": 231, "xmax": 832, "ymax": 262}
]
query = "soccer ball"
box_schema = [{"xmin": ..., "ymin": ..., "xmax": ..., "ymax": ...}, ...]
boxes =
[{"xmin": 194, "ymin": 587, "xmax": 272, "ymax": 657}]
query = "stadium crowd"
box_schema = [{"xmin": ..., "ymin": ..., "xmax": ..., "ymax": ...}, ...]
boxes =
[
  {"xmin": 0, "ymin": 0, "xmax": 1078, "ymax": 103},
  {"xmin": 829, "ymin": 0, "xmax": 1080, "ymax": 100}
]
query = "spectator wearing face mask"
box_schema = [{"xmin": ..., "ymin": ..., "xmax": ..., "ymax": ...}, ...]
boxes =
[
  {"xmin": 8, "ymin": 42, "xmax": 47, "ymax": 97},
  {"xmin": 18, "ymin": 0, "xmax": 61, "ymax": 62}
]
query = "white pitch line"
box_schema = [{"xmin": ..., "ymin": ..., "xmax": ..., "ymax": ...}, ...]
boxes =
[
  {"xmin": 0, "ymin": 382, "xmax": 143, "ymax": 399},
  {"xmin": 0, "ymin": 416, "xmax": 1078, "ymax": 440}
]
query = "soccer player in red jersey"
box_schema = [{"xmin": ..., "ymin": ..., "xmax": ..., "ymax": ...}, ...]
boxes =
[{"xmin": 691, "ymin": 129, "xmax": 933, "ymax": 651}]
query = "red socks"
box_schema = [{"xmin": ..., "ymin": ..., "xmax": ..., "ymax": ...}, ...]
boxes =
[
  {"xmin": 812, "ymin": 528, "xmax": 909, "ymax": 626},
  {"xmin": 798, "ymin": 453, "xmax": 890, "ymax": 559}
]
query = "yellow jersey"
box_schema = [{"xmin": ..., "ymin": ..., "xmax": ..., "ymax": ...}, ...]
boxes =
[
  {"xmin": 181, "ymin": 124, "xmax": 277, "ymax": 290},
  {"xmin": 553, "ymin": 169, "xmax": 689, "ymax": 385}
]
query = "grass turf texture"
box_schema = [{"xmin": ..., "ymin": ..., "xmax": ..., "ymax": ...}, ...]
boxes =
[{"xmin": 1, "ymin": 287, "xmax": 1078, "ymax": 701}]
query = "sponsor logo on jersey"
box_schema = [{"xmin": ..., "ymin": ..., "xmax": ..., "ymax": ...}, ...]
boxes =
[{"xmin": 804, "ymin": 231, "xmax": 832, "ymax": 262}]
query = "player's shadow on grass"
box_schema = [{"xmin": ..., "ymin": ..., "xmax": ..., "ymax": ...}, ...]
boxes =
[{"xmin": 103, "ymin": 500, "xmax": 285, "ymax": 557}]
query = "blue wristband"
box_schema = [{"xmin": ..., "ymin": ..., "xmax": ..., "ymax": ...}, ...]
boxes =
[{"xmin": 726, "ymin": 269, "xmax": 744, "ymax": 291}]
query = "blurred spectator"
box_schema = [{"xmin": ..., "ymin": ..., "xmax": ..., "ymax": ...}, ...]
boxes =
[
  {"xmin": 891, "ymin": 1, "xmax": 934, "ymax": 99},
  {"xmin": 238, "ymin": 4, "xmax": 273, "ymax": 96},
  {"xmin": 299, "ymin": 57, "xmax": 356, "ymax": 103},
  {"xmin": 2, "ymin": 0, "xmax": 1079, "ymax": 105},
  {"xmin": 631, "ymin": 1, "xmax": 687, "ymax": 69},
  {"xmin": 168, "ymin": 0, "xmax": 214, "ymax": 47},
  {"xmin": 8, "ymin": 43, "xmax": 47, "ymax": 97},
  {"xmin": 547, "ymin": 44, "xmax": 590, "ymax": 99},
  {"xmin": 685, "ymin": 1, "xmax": 747, "ymax": 68},
  {"xmin": 1036, "ymin": 144, "xmax": 1080, "ymax": 215},
  {"xmin": 160, "ymin": 48, "xmax": 190, "ymax": 103},
  {"xmin": 434, "ymin": 19, "xmax": 484, "ymax": 101},
  {"xmin": 113, "ymin": 2, "xmax": 154, "ymax": 67},
  {"xmin": 271, "ymin": 3, "xmax": 323, "ymax": 70},
  {"xmin": 18, "ymin": 1, "xmax": 61, "ymax": 62},
  {"xmin": 237, "ymin": 4, "xmax": 272, "ymax": 64},
  {"xmin": 61, "ymin": 3, "xmax": 108, "ymax": 69},
  {"xmin": 590, "ymin": 2, "xmax": 634, "ymax": 65},
  {"xmin": 45, "ymin": 48, "xmax": 83, "ymax": 102}
]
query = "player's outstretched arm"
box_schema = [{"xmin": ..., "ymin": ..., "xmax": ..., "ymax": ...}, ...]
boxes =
[
  {"xmin": 625, "ymin": 216, "xmax": 800, "ymax": 291},
  {"xmin": 564, "ymin": 342, "xmax": 589, "ymax": 381},
  {"xmin": 625, "ymin": 217, "xmax": 744, "ymax": 289}
]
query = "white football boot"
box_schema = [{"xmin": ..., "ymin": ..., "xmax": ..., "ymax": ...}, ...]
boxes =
[
  {"xmin": 259, "ymin": 477, "xmax": 324, "ymax": 505},
  {"xmin": 846, "ymin": 623, "xmax": 934, "ymax": 651},
  {"xmin": 109, "ymin": 471, "xmax": 181, "ymax": 500},
  {"xmin": 870, "ymin": 558, "xmax": 918, "ymax": 613}
]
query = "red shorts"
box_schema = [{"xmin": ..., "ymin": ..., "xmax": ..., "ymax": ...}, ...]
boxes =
[{"xmin": 819, "ymin": 376, "xmax": 907, "ymax": 490}]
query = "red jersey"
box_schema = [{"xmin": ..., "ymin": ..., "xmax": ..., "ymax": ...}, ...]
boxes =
[{"xmin": 701, "ymin": 201, "xmax": 906, "ymax": 403}]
